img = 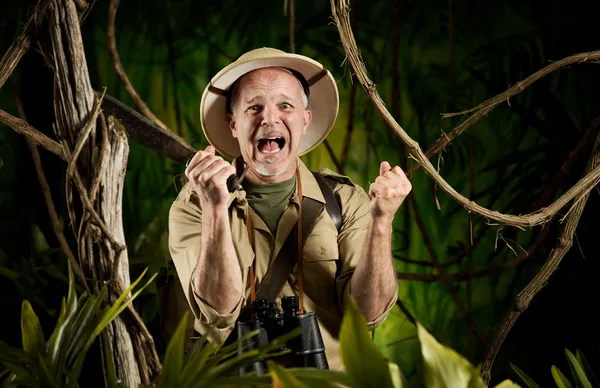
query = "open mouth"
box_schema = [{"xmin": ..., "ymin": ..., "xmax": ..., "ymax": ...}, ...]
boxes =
[{"xmin": 257, "ymin": 137, "xmax": 286, "ymax": 154}]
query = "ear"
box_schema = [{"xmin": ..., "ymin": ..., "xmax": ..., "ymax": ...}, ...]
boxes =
[
  {"xmin": 228, "ymin": 113, "xmax": 238, "ymax": 138},
  {"xmin": 302, "ymin": 110, "xmax": 312, "ymax": 135}
]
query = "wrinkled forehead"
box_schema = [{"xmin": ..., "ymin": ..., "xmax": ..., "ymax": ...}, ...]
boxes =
[{"xmin": 226, "ymin": 67, "xmax": 308, "ymax": 111}]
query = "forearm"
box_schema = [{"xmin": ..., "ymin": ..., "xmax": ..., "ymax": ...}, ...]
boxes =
[
  {"xmin": 194, "ymin": 205, "xmax": 243, "ymax": 314},
  {"xmin": 350, "ymin": 215, "xmax": 397, "ymax": 322}
]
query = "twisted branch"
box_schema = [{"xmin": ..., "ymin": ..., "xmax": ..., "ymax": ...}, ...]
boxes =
[
  {"xmin": 408, "ymin": 53, "xmax": 600, "ymax": 175},
  {"xmin": 481, "ymin": 132, "xmax": 600, "ymax": 384},
  {"xmin": 330, "ymin": 0, "xmax": 600, "ymax": 229},
  {"xmin": 107, "ymin": 0, "xmax": 169, "ymax": 131}
]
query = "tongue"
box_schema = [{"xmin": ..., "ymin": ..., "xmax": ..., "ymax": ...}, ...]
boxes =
[{"xmin": 258, "ymin": 140, "xmax": 280, "ymax": 152}]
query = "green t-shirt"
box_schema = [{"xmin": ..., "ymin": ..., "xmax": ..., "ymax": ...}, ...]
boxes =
[{"xmin": 243, "ymin": 175, "xmax": 297, "ymax": 236}]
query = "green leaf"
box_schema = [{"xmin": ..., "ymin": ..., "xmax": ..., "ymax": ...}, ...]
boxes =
[
  {"xmin": 388, "ymin": 362, "xmax": 407, "ymax": 388},
  {"xmin": 576, "ymin": 350, "xmax": 599, "ymax": 387},
  {"xmin": 494, "ymin": 380, "xmax": 522, "ymax": 388},
  {"xmin": 551, "ymin": 365, "xmax": 572, "ymax": 388},
  {"xmin": 565, "ymin": 349, "xmax": 592, "ymax": 388},
  {"xmin": 339, "ymin": 297, "xmax": 394, "ymax": 388},
  {"xmin": 158, "ymin": 311, "xmax": 189, "ymax": 387},
  {"xmin": 101, "ymin": 334, "xmax": 120, "ymax": 388},
  {"xmin": 69, "ymin": 271, "xmax": 156, "ymax": 385},
  {"xmin": 417, "ymin": 322, "xmax": 483, "ymax": 388},
  {"xmin": 267, "ymin": 360, "xmax": 310, "ymax": 388},
  {"xmin": 21, "ymin": 300, "xmax": 46, "ymax": 356},
  {"xmin": 510, "ymin": 363, "xmax": 540, "ymax": 388}
]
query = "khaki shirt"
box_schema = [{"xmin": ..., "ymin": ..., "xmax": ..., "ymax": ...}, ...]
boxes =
[{"xmin": 168, "ymin": 158, "xmax": 397, "ymax": 371}]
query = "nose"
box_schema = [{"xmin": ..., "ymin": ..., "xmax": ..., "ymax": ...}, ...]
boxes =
[{"xmin": 260, "ymin": 105, "xmax": 280, "ymax": 127}]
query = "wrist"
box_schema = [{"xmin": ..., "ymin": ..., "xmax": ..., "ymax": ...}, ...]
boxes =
[
  {"xmin": 369, "ymin": 213, "xmax": 394, "ymax": 234},
  {"xmin": 203, "ymin": 203, "xmax": 230, "ymax": 219}
]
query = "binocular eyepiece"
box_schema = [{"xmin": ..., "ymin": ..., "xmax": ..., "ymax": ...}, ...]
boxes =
[{"xmin": 235, "ymin": 296, "xmax": 328, "ymax": 375}]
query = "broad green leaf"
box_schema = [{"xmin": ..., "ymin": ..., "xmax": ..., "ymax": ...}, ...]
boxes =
[
  {"xmin": 388, "ymin": 362, "xmax": 407, "ymax": 388},
  {"xmin": 494, "ymin": 380, "xmax": 521, "ymax": 387},
  {"xmin": 510, "ymin": 363, "xmax": 540, "ymax": 388},
  {"xmin": 339, "ymin": 297, "xmax": 394, "ymax": 388},
  {"xmin": 20, "ymin": 300, "xmax": 45, "ymax": 356},
  {"xmin": 467, "ymin": 364, "xmax": 485, "ymax": 388},
  {"xmin": 158, "ymin": 311, "xmax": 189, "ymax": 387},
  {"xmin": 551, "ymin": 365, "xmax": 572, "ymax": 388},
  {"xmin": 212, "ymin": 369, "xmax": 350, "ymax": 387},
  {"xmin": 565, "ymin": 349, "xmax": 592, "ymax": 388},
  {"xmin": 267, "ymin": 361, "xmax": 310, "ymax": 388},
  {"xmin": 417, "ymin": 322, "xmax": 480, "ymax": 388},
  {"xmin": 576, "ymin": 350, "xmax": 599, "ymax": 386}
]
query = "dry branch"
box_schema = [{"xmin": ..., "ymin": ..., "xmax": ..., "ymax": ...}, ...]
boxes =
[
  {"xmin": 409, "ymin": 195, "xmax": 490, "ymax": 347},
  {"xmin": 0, "ymin": 0, "xmax": 53, "ymax": 89},
  {"xmin": 330, "ymin": 0, "xmax": 600, "ymax": 229},
  {"xmin": 410, "ymin": 51, "xmax": 600, "ymax": 174},
  {"xmin": 0, "ymin": 109, "xmax": 66, "ymax": 160},
  {"xmin": 481, "ymin": 132, "xmax": 600, "ymax": 384},
  {"xmin": 396, "ymin": 222, "xmax": 551, "ymax": 283},
  {"xmin": 107, "ymin": 0, "xmax": 169, "ymax": 131},
  {"xmin": 11, "ymin": 86, "xmax": 89, "ymax": 292}
]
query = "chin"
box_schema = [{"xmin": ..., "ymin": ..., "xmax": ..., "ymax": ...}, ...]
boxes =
[{"xmin": 255, "ymin": 162, "xmax": 291, "ymax": 177}]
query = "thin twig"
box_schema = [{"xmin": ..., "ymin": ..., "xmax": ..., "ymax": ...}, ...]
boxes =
[
  {"xmin": 481, "ymin": 132, "xmax": 600, "ymax": 384},
  {"xmin": 339, "ymin": 0, "xmax": 357, "ymax": 174},
  {"xmin": 11, "ymin": 86, "xmax": 89, "ymax": 292},
  {"xmin": 395, "ymin": 299, "xmax": 416, "ymax": 325},
  {"xmin": 107, "ymin": 0, "xmax": 169, "ymax": 131},
  {"xmin": 0, "ymin": 109, "xmax": 66, "ymax": 160},
  {"xmin": 412, "ymin": 51, "xmax": 600, "ymax": 172},
  {"xmin": 0, "ymin": 0, "xmax": 53, "ymax": 89},
  {"xmin": 330, "ymin": 0, "xmax": 600, "ymax": 228},
  {"xmin": 323, "ymin": 139, "xmax": 343, "ymax": 172},
  {"xmin": 408, "ymin": 195, "xmax": 490, "ymax": 347},
  {"xmin": 396, "ymin": 223, "xmax": 551, "ymax": 283},
  {"xmin": 288, "ymin": 0, "xmax": 295, "ymax": 53}
]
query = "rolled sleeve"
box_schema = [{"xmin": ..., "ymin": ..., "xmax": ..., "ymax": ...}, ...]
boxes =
[
  {"xmin": 168, "ymin": 183, "xmax": 241, "ymax": 345},
  {"xmin": 334, "ymin": 178, "xmax": 398, "ymax": 331}
]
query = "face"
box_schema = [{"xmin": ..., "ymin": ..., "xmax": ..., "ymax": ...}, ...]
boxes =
[{"xmin": 228, "ymin": 68, "xmax": 312, "ymax": 184}]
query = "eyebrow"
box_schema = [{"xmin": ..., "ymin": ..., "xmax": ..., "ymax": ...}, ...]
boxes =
[{"xmin": 243, "ymin": 93, "xmax": 298, "ymax": 105}]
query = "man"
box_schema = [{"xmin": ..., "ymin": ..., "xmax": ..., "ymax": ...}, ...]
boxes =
[{"xmin": 167, "ymin": 47, "xmax": 412, "ymax": 371}]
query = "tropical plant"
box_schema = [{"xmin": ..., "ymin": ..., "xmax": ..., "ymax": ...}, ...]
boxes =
[
  {"xmin": 511, "ymin": 348, "xmax": 599, "ymax": 388},
  {"xmin": 1, "ymin": 259, "xmax": 525, "ymax": 388},
  {"xmin": 0, "ymin": 263, "xmax": 156, "ymax": 387}
]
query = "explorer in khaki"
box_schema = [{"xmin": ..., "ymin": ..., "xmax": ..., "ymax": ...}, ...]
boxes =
[{"xmin": 166, "ymin": 47, "xmax": 412, "ymax": 371}]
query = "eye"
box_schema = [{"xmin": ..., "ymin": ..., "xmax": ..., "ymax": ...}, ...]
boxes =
[
  {"xmin": 280, "ymin": 103, "xmax": 292, "ymax": 109},
  {"xmin": 246, "ymin": 105, "xmax": 262, "ymax": 113}
]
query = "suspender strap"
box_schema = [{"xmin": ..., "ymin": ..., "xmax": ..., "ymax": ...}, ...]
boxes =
[{"xmin": 254, "ymin": 197, "xmax": 323, "ymax": 302}]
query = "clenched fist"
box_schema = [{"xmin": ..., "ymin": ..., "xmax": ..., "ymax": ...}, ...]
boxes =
[
  {"xmin": 369, "ymin": 161, "xmax": 412, "ymax": 223},
  {"xmin": 185, "ymin": 145, "xmax": 236, "ymax": 210}
]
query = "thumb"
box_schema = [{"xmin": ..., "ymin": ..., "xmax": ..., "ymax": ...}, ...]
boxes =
[
  {"xmin": 380, "ymin": 161, "xmax": 392, "ymax": 176},
  {"xmin": 205, "ymin": 145, "xmax": 216, "ymax": 155}
]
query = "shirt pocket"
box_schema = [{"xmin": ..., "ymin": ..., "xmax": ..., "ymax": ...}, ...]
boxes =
[{"xmin": 301, "ymin": 224, "xmax": 340, "ymax": 306}]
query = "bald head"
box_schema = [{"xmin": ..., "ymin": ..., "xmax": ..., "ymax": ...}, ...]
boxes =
[{"xmin": 228, "ymin": 67, "xmax": 309, "ymax": 115}]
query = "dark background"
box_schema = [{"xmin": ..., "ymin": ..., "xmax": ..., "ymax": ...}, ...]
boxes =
[{"xmin": 1, "ymin": 0, "xmax": 599, "ymax": 386}]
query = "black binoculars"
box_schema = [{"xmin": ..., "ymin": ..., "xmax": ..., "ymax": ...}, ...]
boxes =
[{"xmin": 233, "ymin": 295, "xmax": 328, "ymax": 375}]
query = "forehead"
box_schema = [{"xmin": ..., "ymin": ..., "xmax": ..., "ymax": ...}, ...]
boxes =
[{"xmin": 235, "ymin": 68, "xmax": 304, "ymax": 98}]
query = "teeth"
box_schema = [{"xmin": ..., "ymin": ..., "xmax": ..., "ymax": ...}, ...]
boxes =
[{"xmin": 260, "ymin": 148, "xmax": 281, "ymax": 154}]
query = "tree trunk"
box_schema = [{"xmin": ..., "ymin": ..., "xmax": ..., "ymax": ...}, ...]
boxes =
[{"xmin": 43, "ymin": 0, "xmax": 160, "ymax": 385}]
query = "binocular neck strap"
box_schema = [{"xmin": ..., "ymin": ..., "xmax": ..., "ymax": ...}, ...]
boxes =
[
  {"xmin": 297, "ymin": 166, "xmax": 305, "ymax": 314},
  {"xmin": 246, "ymin": 213, "xmax": 256, "ymax": 303},
  {"xmin": 245, "ymin": 166, "xmax": 306, "ymax": 314}
]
